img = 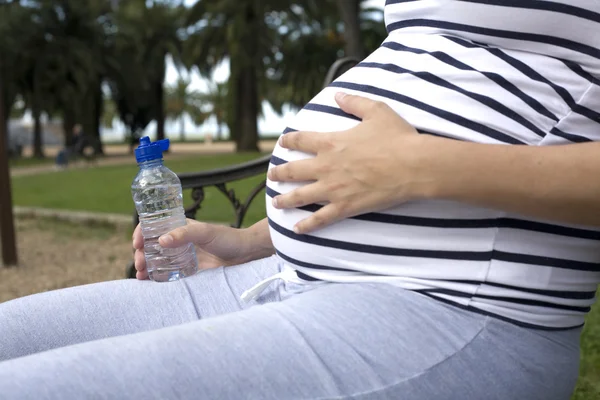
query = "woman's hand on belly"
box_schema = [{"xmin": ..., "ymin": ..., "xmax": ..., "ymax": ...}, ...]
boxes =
[{"xmin": 268, "ymin": 92, "xmax": 430, "ymax": 234}]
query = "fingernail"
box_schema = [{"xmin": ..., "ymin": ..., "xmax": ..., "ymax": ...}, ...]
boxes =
[
  {"xmin": 272, "ymin": 197, "xmax": 279, "ymax": 208},
  {"xmin": 159, "ymin": 234, "xmax": 173, "ymax": 246},
  {"xmin": 335, "ymin": 92, "xmax": 347, "ymax": 101},
  {"xmin": 293, "ymin": 225, "xmax": 301, "ymax": 234},
  {"xmin": 267, "ymin": 169, "xmax": 273, "ymax": 180}
]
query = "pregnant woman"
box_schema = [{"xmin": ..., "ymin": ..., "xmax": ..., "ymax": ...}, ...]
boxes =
[{"xmin": 1, "ymin": 1, "xmax": 599, "ymax": 399}]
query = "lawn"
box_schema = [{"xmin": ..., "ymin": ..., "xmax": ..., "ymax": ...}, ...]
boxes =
[
  {"xmin": 8, "ymin": 152, "xmax": 600, "ymax": 399},
  {"xmin": 11, "ymin": 152, "xmax": 268, "ymax": 226},
  {"xmin": 574, "ymin": 303, "xmax": 600, "ymax": 399}
]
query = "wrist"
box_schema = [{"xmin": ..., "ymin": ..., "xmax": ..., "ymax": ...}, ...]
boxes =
[
  {"xmin": 239, "ymin": 219, "xmax": 275, "ymax": 263},
  {"xmin": 404, "ymin": 135, "xmax": 446, "ymax": 201}
]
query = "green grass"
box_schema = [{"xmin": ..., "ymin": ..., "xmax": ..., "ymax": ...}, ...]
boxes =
[
  {"xmin": 11, "ymin": 153, "xmax": 268, "ymax": 227},
  {"xmin": 573, "ymin": 301, "xmax": 600, "ymax": 399},
  {"xmin": 9, "ymin": 157, "xmax": 55, "ymax": 168}
]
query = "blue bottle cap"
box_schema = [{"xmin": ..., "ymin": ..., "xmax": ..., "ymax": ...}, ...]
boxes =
[{"xmin": 135, "ymin": 136, "xmax": 170, "ymax": 163}]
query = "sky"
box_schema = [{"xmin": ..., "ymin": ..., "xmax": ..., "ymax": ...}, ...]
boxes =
[{"xmin": 108, "ymin": 0, "xmax": 386, "ymax": 141}]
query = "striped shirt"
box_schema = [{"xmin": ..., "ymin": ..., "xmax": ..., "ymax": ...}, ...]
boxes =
[{"xmin": 266, "ymin": 0, "xmax": 600, "ymax": 330}]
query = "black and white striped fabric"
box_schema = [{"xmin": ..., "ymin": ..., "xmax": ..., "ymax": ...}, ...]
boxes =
[{"xmin": 267, "ymin": 0, "xmax": 600, "ymax": 330}]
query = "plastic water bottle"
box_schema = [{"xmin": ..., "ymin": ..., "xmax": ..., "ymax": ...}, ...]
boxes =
[{"xmin": 131, "ymin": 136, "xmax": 198, "ymax": 282}]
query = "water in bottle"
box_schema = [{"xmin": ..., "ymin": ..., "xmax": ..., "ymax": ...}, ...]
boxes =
[{"xmin": 131, "ymin": 136, "xmax": 198, "ymax": 282}]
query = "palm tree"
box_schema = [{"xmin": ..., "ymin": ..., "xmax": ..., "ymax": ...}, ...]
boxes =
[
  {"xmin": 185, "ymin": 0, "xmax": 284, "ymax": 152},
  {"xmin": 336, "ymin": 0, "xmax": 365, "ymax": 59},
  {"xmin": 185, "ymin": 1, "xmax": 384, "ymax": 151},
  {"xmin": 200, "ymin": 81, "xmax": 228, "ymax": 141},
  {"xmin": 109, "ymin": 0, "xmax": 185, "ymax": 146},
  {"xmin": 165, "ymin": 77, "xmax": 205, "ymax": 141}
]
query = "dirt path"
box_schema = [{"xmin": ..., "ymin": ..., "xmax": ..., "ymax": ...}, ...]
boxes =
[
  {"xmin": 11, "ymin": 140, "xmax": 278, "ymax": 178},
  {"xmin": 0, "ymin": 218, "xmax": 132, "ymax": 303}
]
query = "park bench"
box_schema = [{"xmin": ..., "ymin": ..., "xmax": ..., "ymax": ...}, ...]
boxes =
[{"xmin": 126, "ymin": 57, "xmax": 360, "ymax": 278}]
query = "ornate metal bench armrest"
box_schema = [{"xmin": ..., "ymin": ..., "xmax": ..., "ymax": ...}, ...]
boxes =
[{"xmin": 179, "ymin": 154, "xmax": 271, "ymax": 228}]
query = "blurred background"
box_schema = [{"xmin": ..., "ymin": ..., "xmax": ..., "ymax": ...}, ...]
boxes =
[{"xmin": 0, "ymin": 0, "xmax": 386, "ymax": 298}]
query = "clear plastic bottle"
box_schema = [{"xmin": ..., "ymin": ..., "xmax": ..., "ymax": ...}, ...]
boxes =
[{"xmin": 131, "ymin": 136, "xmax": 198, "ymax": 282}]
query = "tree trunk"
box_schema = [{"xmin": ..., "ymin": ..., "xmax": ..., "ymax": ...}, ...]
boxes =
[
  {"xmin": 225, "ymin": 65, "xmax": 241, "ymax": 145},
  {"xmin": 180, "ymin": 117, "xmax": 185, "ymax": 142},
  {"xmin": 63, "ymin": 108, "xmax": 75, "ymax": 148},
  {"xmin": 32, "ymin": 107, "xmax": 44, "ymax": 158},
  {"xmin": 155, "ymin": 80, "xmax": 166, "ymax": 143},
  {"xmin": 32, "ymin": 62, "xmax": 44, "ymax": 158},
  {"xmin": 215, "ymin": 116, "xmax": 222, "ymax": 141},
  {"xmin": 0, "ymin": 64, "xmax": 18, "ymax": 266},
  {"xmin": 236, "ymin": 65, "xmax": 259, "ymax": 152},
  {"xmin": 233, "ymin": 4, "xmax": 260, "ymax": 152},
  {"xmin": 92, "ymin": 82, "xmax": 104, "ymax": 155},
  {"xmin": 336, "ymin": 0, "xmax": 365, "ymax": 59}
]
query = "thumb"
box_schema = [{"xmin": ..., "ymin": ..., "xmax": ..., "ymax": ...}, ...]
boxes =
[
  {"xmin": 159, "ymin": 221, "xmax": 215, "ymax": 248},
  {"xmin": 335, "ymin": 92, "xmax": 386, "ymax": 120}
]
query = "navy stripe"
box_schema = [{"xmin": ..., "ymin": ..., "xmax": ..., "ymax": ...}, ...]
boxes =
[
  {"xmin": 269, "ymin": 217, "xmax": 492, "ymax": 261},
  {"xmin": 386, "ymin": 0, "xmax": 420, "ymax": 4},
  {"xmin": 574, "ymin": 103, "xmax": 600, "ymax": 124},
  {"xmin": 381, "ymin": 41, "xmax": 558, "ymax": 121},
  {"xmin": 417, "ymin": 291, "xmax": 584, "ymax": 331},
  {"xmin": 387, "ymin": 19, "xmax": 600, "ymax": 59},
  {"xmin": 359, "ymin": 61, "xmax": 547, "ymax": 138},
  {"xmin": 269, "ymin": 218, "xmax": 600, "ymax": 271},
  {"xmin": 457, "ymin": 0, "xmax": 600, "ymax": 23},
  {"xmin": 302, "ymin": 103, "xmax": 361, "ymax": 121},
  {"xmin": 295, "ymin": 270, "xmax": 320, "ymax": 281},
  {"xmin": 269, "ymin": 155, "xmax": 287, "ymax": 166},
  {"xmin": 266, "ymin": 186, "xmax": 600, "ymax": 240},
  {"xmin": 276, "ymin": 250, "xmax": 357, "ymax": 273},
  {"xmin": 282, "ymin": 127, "xmax": 297, "ymax": 134},
  {"xmin": 417, "ymin": 288, "xmax": 592, "ymax": 313},
  {"xmin": 447, "ymin": 279, "xmax": 597, "ymax": 300},
  {"xmin": 550, "ymin": 127, "xmax": 593, "ymax": 143},
  {"xmin": 493, "ymin": 250, "xmax": 600, "ymax": 272},
  {"xmin": 328, "ymin": 81, "xmax": 525, "ymax": 144},
  {"xmin": 559, "ymin": 59, "xmax": 596, "ymax": 83}
]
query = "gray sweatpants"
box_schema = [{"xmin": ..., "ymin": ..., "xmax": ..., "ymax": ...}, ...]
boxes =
[{"xmin": 0, "ymin": 256, "xmax": 582, "ymax": 399}]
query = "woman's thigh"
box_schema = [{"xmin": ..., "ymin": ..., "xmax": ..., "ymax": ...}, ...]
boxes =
[
  {"xmin": 0, "ymin": 282, "xmax": 580, "ymax": 400},
  {"xmin": 0, "ymin": 256, "xmax": 281, "ymax": 362}
]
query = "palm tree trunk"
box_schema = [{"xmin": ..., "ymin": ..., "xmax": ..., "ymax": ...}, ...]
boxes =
[
  {"xmin": 336, "ymin": 0, "xmax": 365, "ymax": 59},
  {"xmin": 32, "ymin": 67, "xmax": 44, "ymax": 158},
  {"xmin": 0, "ymin": 64, "xmax": 18, "ymax": 266},
  {"xmin": 156, "ymin": 80, "xmax": 166, "ymax": 143},
  {"xmin": 63, "ymin": 108, "xmax": 75, "ymax": 148},
  {"xmin": 180, "ymin": 117, "xmax": 185, "ymax": 142},
  {"xmin": 92, "ymin": 82, "xmax": 104, "ymax": 155},
  {"xmin": 216, "ymin": 117, "xmax": 222, "ymax": 141},
  {"xmin": 236, "ymin": 65, "xmax": 259, "ymax": 152},
  {"xmin": 32, "ymin": 107, "xmax": 44, "ymax": 158}
]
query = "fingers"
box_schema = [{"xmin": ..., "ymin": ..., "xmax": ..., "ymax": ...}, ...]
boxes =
[
  {"xmin": 134, "ymin": 249, "xmax": 148, "ymax": 280},
  {"xmin": 268, "ymin": 159, "xmax": 320, "ymax": 183},
  {"xmin": 334, "ymin": 92, "xmax": 389, "ymax": 120},
  {"xmin": 159, "ymin": 221, "xmax": 216, "ymax": 248},
  {"xmin": 279, "ymin": 131, "xmax": 332, "ymax": 154},
  {"xmin": 132, "ymin": 223, "xmax": 143, "ymax": 250},
  {"xmin": 271, "ymin": 182, "xmax": 328, "ymax": 210},
  {"xmin": 293, "ymin": 203, "xmax": 348, "ymax": 234},
  {"xmin": 136, "ymin": 269, "xmax": 149, "ymax": 280}
]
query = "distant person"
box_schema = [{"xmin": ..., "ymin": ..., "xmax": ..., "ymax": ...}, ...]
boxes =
[{"xmin": 54, "ymin": 124, "xmax": 86, "ymax": 169}]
